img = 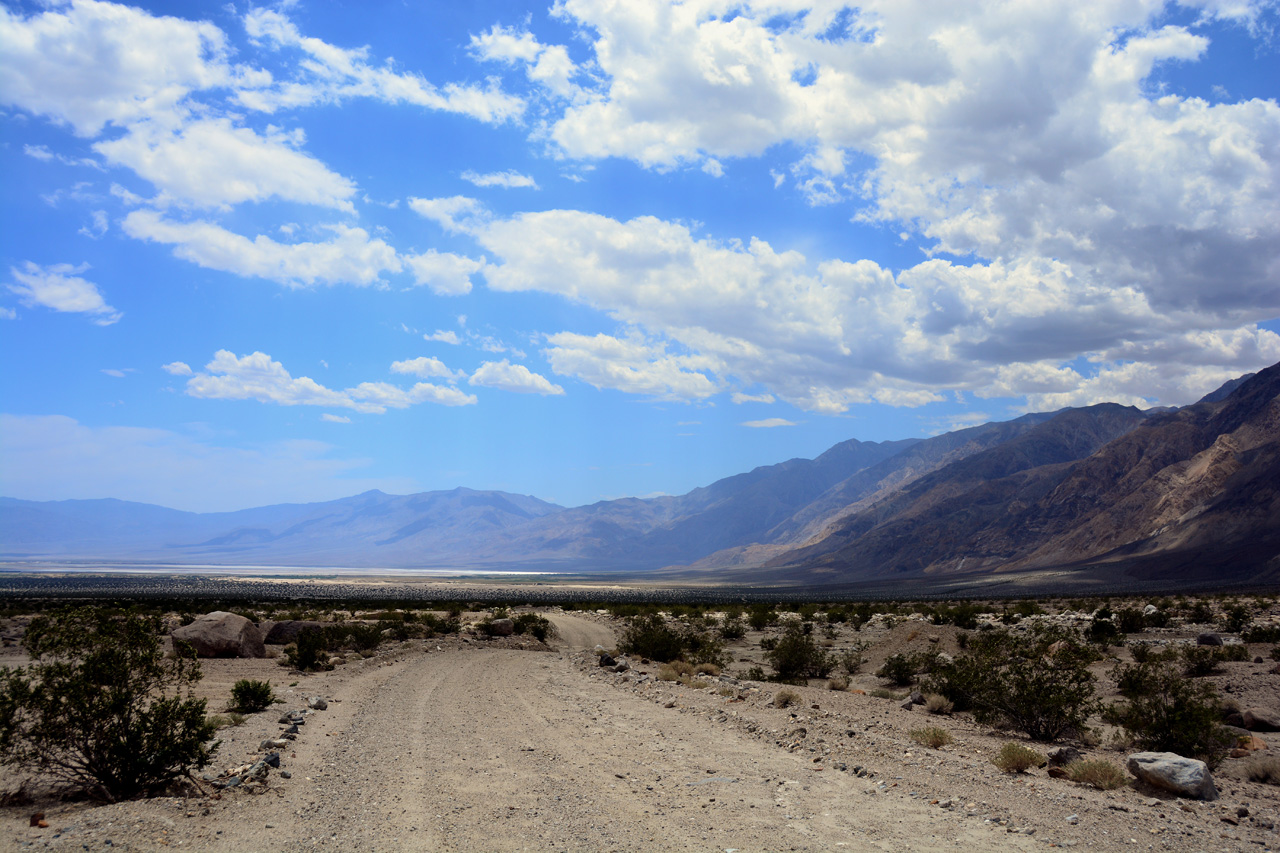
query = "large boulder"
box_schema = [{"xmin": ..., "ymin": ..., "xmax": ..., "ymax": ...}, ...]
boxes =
[
  {"xmin": 1242, "ymin": 708, "xmax": 1280, "ymax": 732},
  {"xmin": 264, "ymin": 620, "xmax": 328, "ymax": 645},
  {"xmin": 172, "ymin": 611, "xmax": 265, "ymax": 658},
  {"xmin": 1126, "ymin": 752, "xmax": 1218, "ymax": 800},
  {"xmin": 1196, "ymin": 632, "xmax": 1223, "ymax": 646},
  {"xmin": 487, "ymin": 618, "xmax": 515, "ymax": 637}
]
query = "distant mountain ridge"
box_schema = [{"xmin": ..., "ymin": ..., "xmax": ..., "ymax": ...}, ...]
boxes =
[{"xmin": 3, "ymin": 363, "xmax": 1277, "ymax": 589}]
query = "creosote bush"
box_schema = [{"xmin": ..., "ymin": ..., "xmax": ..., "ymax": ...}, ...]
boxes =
[
  {"xmin": 1065, "ymin": 759, "xmax": 1127, "ymax": 790},
  {"xmin": 992, "ymin": 742, "xmax": 1046, "ymax": 774},
  {"xmin": 230, "ymin": 679, "xmax": 274, "ymax": 713},
  {"xmin": 909, "ymin": 726, "xmax": 954, "ymax": 749},
  {"xmin": 0, "ymin": 608, "xmax": 217, "ymax": 802},
  {"xmin": 765, "ymin": 622, "xmax": 832, "ymax": 681},
  {"xmin": 1104, "ymin": 658, "xmax": 1234, "ymax": 768},
  {"xmin": 773, "ymin": 688, "xmax": 801, "ymax": 708}
]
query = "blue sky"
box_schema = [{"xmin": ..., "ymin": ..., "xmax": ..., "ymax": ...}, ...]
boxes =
[{"xmin": 2, "ymin": 0, "xmax": 1279, "ymax": 513}]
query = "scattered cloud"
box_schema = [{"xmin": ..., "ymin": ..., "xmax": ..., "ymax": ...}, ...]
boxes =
[
  {"xmin": 162, "ymin": 361, "xmax": 193, "ymax": 376},
  {"xmin": 461, "ymin": 169, "xmax": 539, "ymax": 189},
  {"xmin": 183, "ymin": 350, "xmax": 477, "ymax": 413},
  {"xmin": 469, "ymin": 360, "xmax": 565, "ymax": 395},
  {"xmin": 425, "ymin": 330, "xmax": 461, "ymax": 345},
  {"xmin": 390, "ymin": 356, "xmax": 465, "ymax": 381},
  {"xmin": 402, "ymin": 250, "xmax": 484, "ymax": 295},
  {"xmin": 78, "ymin": 210, "xmax": 109, "ymax": 238},
  {"xmin": 742, "ymin": 418, "xmax": 798, "ymax": 428},
  {"xmin": 731, "ymin": 392, "xmax": 775, "ymax": 405},
  {"xmin": 0, "ymin": 307, "xmax": 16, "ymax": 320},
  {"xmin": 542, "ymin": 331, "xmax": 720, "ymax": 400},
  {"xmin": 123, "ymin": 212, "xmax": 401, "ymax": 287},
  {"xmin": 407, "ymin": 195, "xmax": 490, "ymax": 234},
  {"xmin": 321, "ymin": 413, "xmax": 351, "ymax": 424},
  {"xmin": 6, "ymin": 262, "xmax": 122, "ymax": 325},
  {"xmin": 101, "ymin": 368, "xmax": 133, "ymax": 378}
]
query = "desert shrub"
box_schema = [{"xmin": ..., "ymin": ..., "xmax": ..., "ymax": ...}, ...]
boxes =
[
  {"xmin": 1116, "ymin": 608, "xmax": 1147, "ymax": 634},
  {"xmin": 773, "ymin": 688, "xmax": 801, "ymax": 708},
  {"xmin": 869, "ymin": 688, "xmax": 904, "ymax": 700},
  {"xmin": 747, "ymin": 606, "xmax": 777, "ymax": 631},
  {"xmin": 745, "ymin": 666, "xmax": 767, "ymax": 681},
  {"xmin": 876, "ymin": 653, "xmax": 920, "ymax": 686},
  {"xmin": 992, "ymin": 742, "xmax": 1045, "ymax": 773},
  {"xmin": 718, "ymin": 617, "xmax": 746, "ymax": 640},
  {"xmin": 1181, "ymin": 645, "xmax": 1221, "ymax": 677},
  {"xmin": 765, "ymin": 623, "xmax": 832, "ymax": 681},
  {"xmin": 283, "ymin": 627, "xmax": 331, "ymax": 671},
  {"xmin": 205, "ymin": 712, "xmax": 246, "ymax": 729},
  {"xmin": 1217, "ymin": 643, "xmax": 1249, "ymax": 662},
  {"xmin": 230, "ymin": 679, "xmax": 274, "ymax": 713},
  {"xmin": 1243, "ymin": 756, "xmax": 1280, "ymax": 785},
  {"xmin": 1220, "ymin": 604, "xmax": 1251, "ymax": 634},
  {"xmin": 838, "ymin": 641, "xmax": 871, "ymax": 675},
  {"xmin": 827, "ymin": 675, "xmax": 849, "ymax": 691},
  {"xmin": 656, "ymin": 664, "xmax": 680, "ymax": 682},
  {"xmin": 1186, "ymin": 600, "xmax": 1215, "ymax": 624},
  {"xmin": 618, "ymin": 614, "xmax": 686, "ymax": 663},
  {"xmin": 512, "ymin": 613, "xmax": 553, "ymax": 642},
  {"xmin": 0, "ymin": 608, "xmax": 217, "ymax": 802},
  {"xmin": 1103, "ymin": 659, "xmax": 1234, "ymax": 767},
  {"xmin": 345, "ymin": 622, "xmax": 384, "ymax": 652},
  {"xmin": 924, "ymin": 628, "xmax": 1096, "ymax": 742},
  {"xmin": 759, "ymin": 636, "xmax": 778, "ymax": 651},
  {"xmin": 1087, "ymin": 613, "xmax": 1120, "ymax": 644},
  {"xmin": 1242, "ymin": 625, "xmax": 1280, "ymax": 643},
  {"xmin": 1065, "ymin": 759, "xmax": 1127, "ymax": 790},
  {"xmin": 909, "ymin": 726, "xmax": 954, "ymax": 749},
  {"xmin": 925, "ymin": 693, "xmax": 954, "ymax": 715},
  {"xmin": 1270, "ymin": 646, "xmax": 1280, "ymax": 662},
  {"xmin": 694, "ymin": 662, "xmax": 720, "ymax": 676}
]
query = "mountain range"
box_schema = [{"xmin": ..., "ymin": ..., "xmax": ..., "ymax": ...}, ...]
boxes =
[{"xmin": 4, "ymin": 361, "xmax": 1278, "ymax": 590}]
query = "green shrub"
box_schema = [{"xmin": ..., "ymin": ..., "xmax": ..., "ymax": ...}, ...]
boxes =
[
  {"xmin": 745, "ymin": 666, "xmax": 767, "ymax": 681},
  {"xmin": 765, "ymin": 623, "xmax": 832, "ymax": 681},
  {"xmin": 876, "ymin": 653, "xmax": 920, "ymax": 686},
  {"xmin": 924, "ymin": 628, "xmax": 1097, "ymax": 742},
  {"xmin": 909, "ymin": 726, "xmax": 954, "ymax": 749},
  {"xmin": 747, "ymin": 606, "xmax": 776, "ymax": 631},
  {"xmin": 1103, "ymin": 659, "xmax": 1234, "ymax": 767},
  {"xmin": 1116, "ymin": 608, "xmax": 1146, "ymax": 634},
  {"xmin": 230, "ymin": 679, "xmax": 275, "ymax": 713},
  {"xmin": 1220, "ymin": 604, "xmax": 1251, "ymax": 634},
  {"xmin": 992, "ymin": 742, "xmax": 1045, "ymax": 773},
  {"xmin": 283, "ymin": 627, "xmax": 331, "ymax": 671},
  {"xmin": 1217, "ymin": 643, "xmax": 1249, "ymax": 662},
  {"xmin": 839, "ymin": 640, "xmax": 871, "ymax": 675},
  {"xmin": 512, "ymin": 613, "xmax": 554, "ymax": 642},
  {"xmin": 1181, "ymin": 645, "xmax": 1221, "ymax": 677},
  {"xmin": 618, "ymin": 614, "xmax": 685, "ymax": 662},
  {"xmin": 0, "ymin": 608, "xmax": 217, "ymax": 802},
  {"xmin": 1065, "ymin": 759, "xmax": 1127, "ymax": 790},
  {"xmin": 1242, "ymin": 625, "xmax": 1280, "ymax": 643},
  {"xmin": 1270, "ymin": 646, "xmax": 1280, "ymax": 662},
  {"xmin": 718, "ymin": 616, "xmax": 746, "ymax": 640}
]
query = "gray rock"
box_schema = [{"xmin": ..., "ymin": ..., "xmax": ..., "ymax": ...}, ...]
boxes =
[
  {"xmin": 279, "ymin": 771, "xmax": 292, "ymax": 779},
  {"xmin": 263, "ymin": 752, "xmax": 281, "ymax": 768},
  {"xmin": 488, "ymin": 618, "xmax": 515, "ymax": 637},
  {"xmin": 899, "ymin": 697, "xmax": 915, "ymax": 711},
  {"xmin": 598, "ymin": 654, "xmax": 616, "ymax": 667},
  {"xmin": 1196, "ymin": 632, "xmax": 1223, "ymax": 646},
  {"xmin": 259, "ymin": 738, "xmax": 289, "ymax": 751},
  {"xmin": 1144, "ymin": 604, "xmax": 1159, "ymax": 615},
  {"xmin": 612, "ymin": 662, "xmax": 630, "ymax": 672},
  {"xmin": 908, "ymin": 690, "xmax": 925, "ymax": 705},
  {"xmin": 307, "ymin": 696, "xmax": 328, "ymax": 711},
  {"xmin": 1126, "ymin": 752, "xmax": 1218, "ymax": 800},
  {"xmin": 1242, "ymin": 708, "xmax": 1280, "ymax": 731},
  {"xmin": 263, "ymin": 620, "xmax": 327, "ymax": 645},
  {"xmin": 172, "ymin": 612, "xmax": 266, "ymax": 658},
  {"xmin": 1048, "ymin": 746, "xmax": 1084, "ymax": 767}
]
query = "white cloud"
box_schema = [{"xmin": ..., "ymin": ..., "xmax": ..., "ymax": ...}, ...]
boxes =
[
  {"xmin": 162, "ymin": 361, "xmax": 193, "ymax": 376},
  {"xmin": 470, "ymin": 25, "xmax": 581, "ymax": 99},
  {"xmin": 0, "ymin": 0, "xmax": 234, "ymax": 136},
  {"xmin": 123, "ymin": 211, "xmax": 401, "ymax": 287},
  {"xmin": 78, "ymin": 210, "xmax": 109, "ymax": 238},
  {"xmin": 7, "ymin": 261, "xmax": 122, "ymax": 325},
  {"xmin": 321, "ymin": 413, "xmax": 351, "ymax": 423},
  {"xmin": 101, "ymin": 368, "xmax": 127, "ymax": 378},
  {"xmin": 742, "ymin": 418, "xmax": 797, "ymax": 428},
  {"xmin": 183, "ymin": 350, "xmax": 477, "ymax": 414},
  {"xmin": 390, "ymin": 356, "xmax": 464, "ymax": 381},
  {"xmin": 94, "ymin": 118, "xmax": 357, "ymax": 211},
  {"xmin": 407, "ymin": 195, "xmax": 490, "ymax": 234},
  {"xmin": 0, "ymin": 307, "xmax": 16, "ymax": 320},
  {"xmin": 240, "ymin": 8, "xmax": 524, "ymax": 123},
  {"xmin": 542, "ymin": 331, "xmax": 720, "ymax": 400},
  {"xmin": 469, "ymin": 360, "xmax": 565, "ymax": 395},
  {"xmin": 402, "ymin": 250, "xmax": 484, "ymax": 295},
  {"xmin": 461, "ymin": 169, "xmax": 539, "ymax": 189},
  {"xmin": 731, "ymin": 391, "xmax": 775, "ymax": 404},
  {"xmin": 0, "ymin": 414, "xmax": 416, "ymax": 513},
  {"xmin": 425, "ymin": 330, "xmax": 461, "ymax": 345}
]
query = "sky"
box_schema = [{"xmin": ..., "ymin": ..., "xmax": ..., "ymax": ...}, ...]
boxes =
[{"xmin": 1, "ymin": 0, "xmax": 1279, "ymax": 514}]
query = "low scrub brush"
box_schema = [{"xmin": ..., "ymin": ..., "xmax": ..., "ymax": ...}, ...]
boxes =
[
  {"xmin": 773, "ymin": 688, "xmax": 801, "ymax": 708},
  {"xmin": 1244, "ymin": 756, "xmax": 1280, "ymax": 786},
  {"xmin": 992, "ymin": 742, "xmax": 1046, "ymax": 773},
  {"xmin": 924, "ymin": 693, "xmax": 953, "ymax": 715},
  {"xmin": 909, "ymin": 726, "xmax": 954, "ymax": 749},
  {"xmin": 827, "ymin": 675, "xmax": 850, "ymax": 691},
  {"xmin": 1065, "ymin": 759, "xmax": 1127, "ymax": 790}
]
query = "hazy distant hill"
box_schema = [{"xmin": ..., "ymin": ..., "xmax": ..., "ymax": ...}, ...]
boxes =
[{"xmin": 3, "ymin": 363, "xmax": 1277, "ymax": 589}]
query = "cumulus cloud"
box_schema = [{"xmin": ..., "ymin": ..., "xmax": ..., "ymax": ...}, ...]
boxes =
[
  {"xmin": 470, "ymin": 25, "xmax": 581, "ymax": 99},
  {"xmin": 0, "ymin": 414, "xmax": 415, "ymax": 512},
  {"xmin": 425, "ymin": 330, "xmax": 462, "ymax": 345},
  {"xmin": 469, "ymin": 360, "xmax": 565, "ymax": 395},
  {"xmin": 407, "ymin": 195, "xmax": 490, "ymax": 234},
  {"xmin": 731, "ymin": 391, "xmax": 775, "ymax": 404},
  {"xmin": 94, "ymin": 118, "xmax": 357, "ymax": 211},
  {"xmin": 402, "ymin": 250, "xmax": 484, "ymax": 295},
  {"xmin": 7, "ymin": 262, "xmax": 122, "ymax": 325},
  {"xmin": 390, "ymin": 356, "xmax": 465, "ymax": 381},
  {"xmin": 240, "ymin": 8, "xmax": 524, "ymax": 123},
  {"xmin": 542, "ymin": 331, "xmax": 720, "ymax": 400},
  {"xmin": 461, "ymin": 169, "xmax": 540, "ymax": 189},
  {"xmin": 123, "ymin": 211, "xmax": 401, "ymax": 287},
  {"xmin": 162, "ymin": 361, "xmax": 193, "ymax": 376},
  {"xmin": 183, "ymin": 350, "xmax": 477, "ymax": 413}
]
